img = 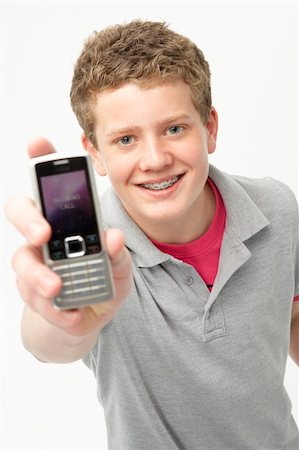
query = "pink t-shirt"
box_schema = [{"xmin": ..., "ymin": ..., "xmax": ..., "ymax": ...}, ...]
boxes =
[
  {"xmin": 152, "ymin": 178, "xmax": 225, "ymax": 291},
  {"xmin": 153, "ymin": 178, "xmax": 299, "ymax": 301}
]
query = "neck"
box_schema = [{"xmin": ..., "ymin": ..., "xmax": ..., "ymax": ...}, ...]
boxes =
[{"xmin": 143, "ymin": 182, "xmax": 216, "ymax": 244}]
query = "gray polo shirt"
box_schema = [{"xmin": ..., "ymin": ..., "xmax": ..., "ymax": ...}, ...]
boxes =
[{"xmin": 84, "ymin": 164, "xmax": 299, "ymax": 450}]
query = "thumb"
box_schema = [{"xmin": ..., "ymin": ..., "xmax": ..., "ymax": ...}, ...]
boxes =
[
  {"xmin": 105, "ymin": 228, "xmax": 131, "ymax": 280},
  {"xmin": 27, "ymin": 137, "xmax": 57, "ymax": 159}
]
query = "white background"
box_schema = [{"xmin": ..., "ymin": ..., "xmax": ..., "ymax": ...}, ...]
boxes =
[{"xmin": 1, "ymin": 1, "xmax": 298, "ymax": 449}]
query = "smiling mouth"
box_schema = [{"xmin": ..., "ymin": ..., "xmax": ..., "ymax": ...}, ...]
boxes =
[{"xmin": 140, "ymin": 175, "xmax": 182, "ymax": 191}]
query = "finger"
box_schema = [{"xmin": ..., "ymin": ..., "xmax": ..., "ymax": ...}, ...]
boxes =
[
  {"xmin": 12, "ymin": 244, "xmax": 61, "ymax": 299},
  {"xmin": 5, "ymin": 195, "xmax": 51, "ymax": 246},
  {"xmin": 12, "ymin": 246, "xmax": 98, "ymax": 333},
  {"xmin": 12, "ymin": 246, "xmax": 81, "ymax": 331},
  {"xmin": 105, "ymin": 228, "xmax": 125, "ymax": 259},
  {"xmin": 105, "ymin": 228, "xmax": 132, "ymax": 279},
  {"xmin": 19, "ymin": 283, "xmax": 86, "ymax": 333},
  {"xmin": 27, "ymin": 136, "xmax": 57, "ymax": 159}
]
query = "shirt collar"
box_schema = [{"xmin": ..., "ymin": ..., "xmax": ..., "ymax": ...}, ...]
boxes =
[
  {"xmin": 100, "ymin": 164, "xmax": 270, "ymax": 267},
  {"xmin": 208, "ymin": 164, "xmax": 270, "ymax": 242},
  {"xmin": 100, "ymin": 188, "xmax": 170, "ymax": 267}
]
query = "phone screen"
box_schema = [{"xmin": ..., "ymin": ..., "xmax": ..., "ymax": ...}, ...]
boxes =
[{"xmin": 36, "ymin": 157, "xmax": 102, "ymax": 260}]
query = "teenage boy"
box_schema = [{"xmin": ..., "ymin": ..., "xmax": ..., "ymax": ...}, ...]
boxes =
[{"xmin": 6, "ymin": 20, "xmax": 299, "ymax": 449}]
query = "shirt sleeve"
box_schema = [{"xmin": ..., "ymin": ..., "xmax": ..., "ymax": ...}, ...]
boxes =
[
  {"xmin": 293, "ymin": 193, "xmax": 299, "ymax": 301},
  {"xmin": 276, "ymin": 179, "xmax": 299, "ymax": 302}
]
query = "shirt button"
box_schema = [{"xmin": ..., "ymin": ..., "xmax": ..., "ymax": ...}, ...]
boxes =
[{"xmin": 185, "ymin": 276, "xmax": 194, "ymax": 285}]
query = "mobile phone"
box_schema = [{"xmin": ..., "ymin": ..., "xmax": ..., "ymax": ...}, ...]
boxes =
[{"xmin": 30, "ymin": 152, "xmax": 115, "ymax": 309}]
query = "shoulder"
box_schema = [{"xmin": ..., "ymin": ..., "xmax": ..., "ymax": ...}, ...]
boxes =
[
  {"xmin": 99, "ymin": 187, "xmax": 126, "ymax": 229},
  {"xmin": 231, "ymin": 174, "xmax": 297, "ymax": 208},
  {"xmin": 232, "ymin": 174, "xmax": 298, "ymax": 227}
]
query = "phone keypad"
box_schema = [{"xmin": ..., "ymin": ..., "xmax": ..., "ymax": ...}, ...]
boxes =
[
  {"xmin": 52, "ymin": 257, "xmax": 112, "ymax": 307},
  {"xmin": 50, "ymin": 240, "xmax": 63, "ymax": 251}
]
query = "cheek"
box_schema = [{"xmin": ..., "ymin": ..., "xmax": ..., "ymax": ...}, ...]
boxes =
[
  {"xmin": 183, "ymin": 144, "xmax": 210, "ymax": 185},
  {"xmin": 104, "ymin": 156, "xmax": 133, "ymax": 186},
  {"xmin": 182, "ymin": 130, "xmax": 209, "ymax": 159},
  {"xmin": 183, "ymin": 141, "xmax": 209, "ymax": 167}
]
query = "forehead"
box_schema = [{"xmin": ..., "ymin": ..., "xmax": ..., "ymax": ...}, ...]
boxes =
[{"xmin": 93, "ymin": 80, "xmax": 198, "ymax": 131}]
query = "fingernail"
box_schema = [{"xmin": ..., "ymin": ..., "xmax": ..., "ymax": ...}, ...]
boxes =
[{"xmin": 27, "ymin": 221, "xmax": 44, "ymax": 241}]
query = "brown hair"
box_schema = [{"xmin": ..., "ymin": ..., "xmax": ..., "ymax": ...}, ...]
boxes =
[{"xmin": 70, "ymin": 20, "xmax": 212, "ymax": 147}]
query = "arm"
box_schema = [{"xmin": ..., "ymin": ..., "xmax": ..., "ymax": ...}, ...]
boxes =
[
  {"xmin": 21, "ymin": 306, "xmax": 100, "ymax": 363},
  {"xmin": 289, "ymin": 301, "xmax": 299, "ymax": 366},
  {"xmin": 6, "ymin": 138, "xmax": 132, "ymax": 364}
]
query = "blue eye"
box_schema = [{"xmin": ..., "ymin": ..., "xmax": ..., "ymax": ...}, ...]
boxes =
[
  {"xmin": 119, "ymin": 136, "xmax": 133, "ymax": 145},
  {"xmin": 167, "ymin": 126, "xmax": 183, "ymax": 135}
]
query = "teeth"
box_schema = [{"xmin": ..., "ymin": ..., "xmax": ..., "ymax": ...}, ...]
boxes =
[{"xmin": 142, "ymin": 176, "xmax": 179, "ymax": 190}]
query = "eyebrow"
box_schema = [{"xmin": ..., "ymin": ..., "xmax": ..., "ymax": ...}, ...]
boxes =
[
  {"xmin": 106, "ymin": 126, "xmax": 139, "ymax": 138},
  {"xmin": 106, "ymin": 114, "xmax": 193, "ymax": 138}
]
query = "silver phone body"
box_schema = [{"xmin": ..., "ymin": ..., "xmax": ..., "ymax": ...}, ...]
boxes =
[{"xmin": 30, "ymin": 152, "xmax": 114, "ymax": 309}]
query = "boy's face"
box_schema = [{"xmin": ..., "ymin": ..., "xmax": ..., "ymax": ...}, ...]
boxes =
[{"xmin": 83, "ymin": 80, "xmax": 218, "ymax": 242}]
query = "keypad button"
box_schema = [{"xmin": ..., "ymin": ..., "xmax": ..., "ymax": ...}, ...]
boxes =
[
  {"xmin": 51, "ymin": 251, "xmax": 65, "ymax": 260},
  {"xmin": 86, "ymin": 234, "xmax": 98, "ymax": 244},
  {"xmin": 50, "ymin": 240, "xmax": 63, "ymax": 251},
  {"xmin": 87, "ymin": 244, "xmax": 101, "ymax": 254}
]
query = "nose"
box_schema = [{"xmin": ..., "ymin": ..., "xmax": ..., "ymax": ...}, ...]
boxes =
[{"xmin": 139, "ymin": 137, "xmax": 173, "ymax": 172}]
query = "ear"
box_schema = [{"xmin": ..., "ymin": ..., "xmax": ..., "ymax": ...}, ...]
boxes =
[
  {"xmin": 81, "ymin": 133, "xmax": 107, "ymax": 176},
  {"xmin": 205, "ymin": 107, "xmax": 218, "ymax": 155}
]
